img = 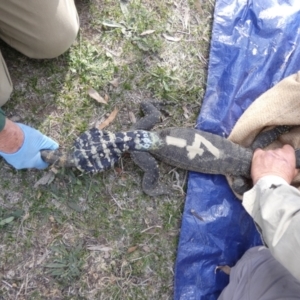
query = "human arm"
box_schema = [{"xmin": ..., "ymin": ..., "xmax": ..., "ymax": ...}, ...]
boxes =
[
  {"xmin": 243, "ymin": 145, "xmax": 300, "ymax": 280},
  {"xmin": 0, "ymin": 117, "xmax": 24, "ymax": 153},
  {"xmin": 0, "ymin": 111, "xmax": 58, "ymax": 169}
]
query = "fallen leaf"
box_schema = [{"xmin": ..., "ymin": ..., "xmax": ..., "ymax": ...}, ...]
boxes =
[
  {"xmin": 97, "ymin": 107, "xmax": 119, "ymax": 130},
  {"xmin": 128, "ymin": 111, "xmax": 136, "ymax": 123},
  {"xmin": 88, "ymin": 88, "xmax": 107, "ymax": 104},
  {"xmin": 195, "ymin": 0, "xmax": 203, "ymax": 14},
  {"xmin": 105, "ymin": 51, "xmax": 113, "ymax": 58},
  {"xmin": 67, "ymin": 201, "xmax": 83, "ymax": 212},
  {"xmin": 109, "ymin": 78, "xmax": 119, "ymax": 88},
  {"xmin": 140, "ymin": 29, "xmax": 156, "ymax": 36},
  {"xmin": 0, "ymin": 216, "xmax": 14, "ymax": 226},
  {"xmin": 120, "ymin": 1, "xmax": 129, "ymax": 17},
  {"xmin": 162, "ymin": 33, "xmax": 182, "ymax": 42},
  {"xmin": 127, "ymin": 246, "xmax": 138, "ymax": 253},
  {"xmin": 50, "ymin": 166, "xmax": 59, "ymax": 174},
  {"xmin": 104, "ymin": 94, "xmax": 110, "ymax": 102},
  {"xmin": 182, "ymin": 106, "xmax": 190, "ymax": 119},
  {"xmin": 87, "ymin": 245, "xmax": 113, "ymax": 252},
  {"xmin": 102, "ymin": 20, "xmax": 124, "ymax": 28},
  {"xmin": 142, "ymin": 245, "xmax": 151, "ymax": 252},
  {"xmin": 104, "ymin": 47, "xmax": 121, "ymax": 57},
  {"xmin": 34, "ymin": 172, "xmax": 55, "ymax": 188},
  {"xmin": 21, "ymin": 212, "xmax": 29, "ymax": 221}
]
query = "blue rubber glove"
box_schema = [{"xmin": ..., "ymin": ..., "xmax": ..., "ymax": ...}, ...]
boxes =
[{"xmin": 0, "ymin": 123, "xmax": 59, "ymax": 170}]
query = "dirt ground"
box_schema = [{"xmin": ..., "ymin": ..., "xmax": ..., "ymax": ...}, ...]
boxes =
[{"xmin": 0, "ymin": 0, "xmax": 214, "ymax": 299}]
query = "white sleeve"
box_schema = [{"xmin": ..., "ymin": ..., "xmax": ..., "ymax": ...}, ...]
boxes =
[{"xmin": 243, "ymin": 175, "xmax": 300, "ymax": 281}]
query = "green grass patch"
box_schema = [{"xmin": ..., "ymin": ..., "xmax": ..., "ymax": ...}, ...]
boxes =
[{"xmin": 0, "ymin": 0, "xmax": 214, "ymax": 298}]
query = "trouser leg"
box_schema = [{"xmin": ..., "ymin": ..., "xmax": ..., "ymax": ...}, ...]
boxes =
[
  {"xmin": 0, "ymin": 0, "xmax": 79, "ymax": 105},
  {"xmin": 218, "ymin": 246, "xmax": 300, "ymax": 300},
  {"xmin": 0, "ymin": 0, "xmax": 79, "ymax": 59},
  {"xmin": 0, "ymin": 51, "xmax": 12, "ymax": 106}
]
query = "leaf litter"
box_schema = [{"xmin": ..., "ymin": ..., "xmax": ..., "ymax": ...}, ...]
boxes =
[
  {"xmin": 97, "ymin": 107, "xmax": 119, "ymax": 130},
  {"xmin": 88, "ymin": 87, "xmax": 108, "ymax": 104},
  {"xmin": 0, "ymin": 0, "xmax": 215, "ymax": 298},
  {"xmin": 162, "ymin": 33, "xmax": 182, "ymax": 42}
]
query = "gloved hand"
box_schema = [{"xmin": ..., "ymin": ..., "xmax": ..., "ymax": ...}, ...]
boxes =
[{"xmin": 0, "ymin": 123, "xmax": 59, "ymax": 170}]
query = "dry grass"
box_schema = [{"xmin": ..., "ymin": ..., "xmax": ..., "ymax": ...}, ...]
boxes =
[{"xmin": 0, "ymin": 0, "xmax": 214, "ymax": 299}]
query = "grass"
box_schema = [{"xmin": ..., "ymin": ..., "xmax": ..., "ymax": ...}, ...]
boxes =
[{"xmin": 0, "ymin": 0, "xmax": 214, "ymax": 299}]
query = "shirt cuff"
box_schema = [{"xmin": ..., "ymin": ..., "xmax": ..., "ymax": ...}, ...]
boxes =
[
  {"xmin": 0, "ymin": 108, "xmax": 6, "ymax": 132},
  {"xmin": 242, "ymin": 175, "xmax": 289, "ymax": 216}
]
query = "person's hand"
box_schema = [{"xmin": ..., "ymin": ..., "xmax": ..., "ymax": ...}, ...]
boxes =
[
  {"xmin": 251, "ymin": 145, "xmax": 298, "ymax": 184},
  {"xmin": 0, "ymin": 122, "xmax": 58, "ymax": 170}
]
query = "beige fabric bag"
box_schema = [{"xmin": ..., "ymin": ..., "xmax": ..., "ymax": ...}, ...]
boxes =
[{"xmin": 227, "ymin": 71, "xmax": 300, "ymax": 198}]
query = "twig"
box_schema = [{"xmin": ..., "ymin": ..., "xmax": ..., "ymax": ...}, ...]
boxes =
[
  {"xmin": 129, "ymin": 253, "xmax": 153, "ymax": 262},
  {"xmin": 190, "ymin": 209, "xmax": 204, "ymax": 221},
  {"xmin": 140, "ymin": 225, "xmax": 162, "ymax": 233},
  {"xmin": 2, "ymin": 280, "xmax": 13, "ymax": 288},
  {"xmin": 176, "ymin": 30, "xmax": 190, "ymax": 35},
  {"xmin": 108, "ymin": 192, "xmax": 124, "ymax": 210},
  {"xmin": 15, "ymin": 281, "xmax": 24, "ymax": 299},
  {"xmin": 24, "ymin": 274, "xmax": 28, "ymax": 297}
]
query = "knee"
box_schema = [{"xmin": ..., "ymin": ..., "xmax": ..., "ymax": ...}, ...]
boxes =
[{"xmin": 30, "ymin": 20, "xmax": 79, "ymax": 59}]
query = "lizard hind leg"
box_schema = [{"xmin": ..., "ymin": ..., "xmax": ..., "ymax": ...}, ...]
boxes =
[
  {"xmin": 131, "ymin": 151, "xmax": 169, "ymax": 196},
  {"xmin": 132, "ymin": 101, "xmax": 162, "ymax": 131}
]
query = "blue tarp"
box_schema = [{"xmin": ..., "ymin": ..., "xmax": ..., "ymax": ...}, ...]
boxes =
[{"xmin": 174, "ymin": 1, "xmax": 300, "ymax": 299}]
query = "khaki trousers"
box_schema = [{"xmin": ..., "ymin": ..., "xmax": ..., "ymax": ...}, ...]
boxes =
[{"xmin": 0, "ymin": 0, "xmax": 79, "ymax": 106}]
